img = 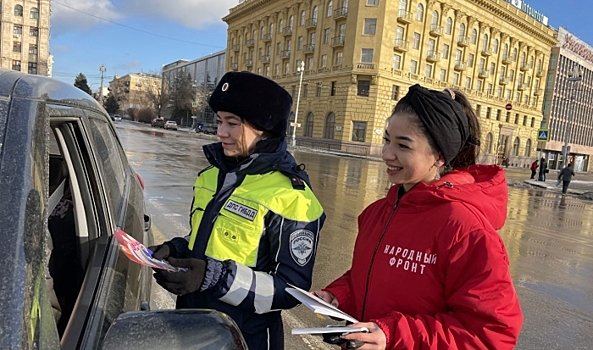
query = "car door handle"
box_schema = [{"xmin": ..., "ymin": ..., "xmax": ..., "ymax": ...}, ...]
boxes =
[{"xmin": 144, "ymin": 214, "xmax": 151, "ymax": 232}]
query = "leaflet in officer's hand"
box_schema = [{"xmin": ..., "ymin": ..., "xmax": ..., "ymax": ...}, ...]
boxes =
[
  {"xmin": 291, "ymin": 325, "xmax": 369, "ymax": 335},
  {"xmin": 285, "ymin": 284, "xmax": 359, "ymax": 324},
  {"xmin": 114, "ymin": 228, "xmax": 184, "ymax": 272}
]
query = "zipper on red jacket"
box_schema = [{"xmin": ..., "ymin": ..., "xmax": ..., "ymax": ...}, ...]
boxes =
[{"xmin": 360, "ymin": 187, "xmax": 402, "ymax": 321}]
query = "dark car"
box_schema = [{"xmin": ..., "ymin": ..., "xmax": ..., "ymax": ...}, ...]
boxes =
[
  {"xmin": 0, "ymin": 69, "xmax": 246, "ymax": 350},
  {"xmin": 151, "ymin": 117, "xmax": 165, "ymax": 128},
  {"xmin": 202, "ymin": 124, "xmax": 218, "ymax": 135}
]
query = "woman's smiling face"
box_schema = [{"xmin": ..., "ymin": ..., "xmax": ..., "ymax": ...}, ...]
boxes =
[
  {"xmin": 216, "ymin": 111, "xmax": 264, "ymax": 157},
  {"xmin": 381, "ymin": 113, "xmax": 444, "ymax": 191}
]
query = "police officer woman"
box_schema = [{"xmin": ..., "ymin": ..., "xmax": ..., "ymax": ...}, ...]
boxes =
[{"xmin": 150, "ymin": 71, "xmax": 325, "ymax": 350}]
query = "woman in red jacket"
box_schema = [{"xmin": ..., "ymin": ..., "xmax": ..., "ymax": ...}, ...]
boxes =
[{"xmin": 315, "ymin": 84, "xmax": 523, "ymax": 349}]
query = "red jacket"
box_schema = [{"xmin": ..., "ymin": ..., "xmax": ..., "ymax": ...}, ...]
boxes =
[
  {"xmin": 324, "ymin": 165, "xmax": 523, "ymax": 349},
  {"xmin": 530, "ymin": 161, "xmax": 538, "ymax": 171}
]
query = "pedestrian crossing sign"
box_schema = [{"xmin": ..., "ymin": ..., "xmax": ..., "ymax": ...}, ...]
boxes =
[{"xmin": 537, "ymin": 129, "xmax": 550, "ymax": 141}]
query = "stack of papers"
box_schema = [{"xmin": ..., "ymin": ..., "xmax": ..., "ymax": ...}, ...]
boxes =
[
  {"xmin": 286, "ymin": 284, "xmax": 360, "ymax": 335},
  {"xmin": 114, "ymin": 228, "xmax": 184, "ymax": 272}
]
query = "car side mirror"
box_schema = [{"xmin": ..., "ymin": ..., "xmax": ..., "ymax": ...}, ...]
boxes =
[{"xmin": 102, "ymin": 309, "xmax": 247, "ymax": 350}]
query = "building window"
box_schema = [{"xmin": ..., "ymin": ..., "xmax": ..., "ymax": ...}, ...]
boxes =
[
  {"xmin": 335, "ymin": 51, "xmax": 343, "ymax": 65},
  {"xmin": 410, "ymin": 60, "xmax": 417, "ymax": 74},
  {"xmin": 28, "ymin": 62, "xmax": 37, "ymax": 74},
  {"xmin": 496, "ymin": 109, "xmax": 501, "ymax": 121},
  {"xmin": 307, "ymin": 56, "xmax": 314, "ymax": 70},
  {"xmin": 364, "ymin": 19, "xmax": 377, "ymax": 35},
  {"xmin": 277, "ymin": 42, "xmax": 281, "ymax": 54},
  {"xmin": 324, "ymin": 112, "xmax": 336, "ymax": 139},
  {"xmin": 352, "ymin": 122, "xmax": 367, "ymax": 142},
  {"xmin": 14, "ymin": 5, "xmax": 23, "ymax": 16},
  {"xmin": 439, "ymin": 69, "xmax": 446, "ymax": 82},
  {"xmin": 392, "ymin": 54, "xmax": 401, "ymax": 69},
  {"xmin": 486, "ymin": 107, "xmax": 491, "ymax": 119},
  {"xmin": 330, "ymin": 81, "xmax": 336, "ymax": 96},
  {"xmin": 524, "ymin": 139, "xmax": 532, "ymax": 157},
  {"xmin": 468, "ymin": 53, "xmax": 474, "ymax": 67},
  {"xmin": 304, "ymin": 112, "xmax": 314, "ymax": 137},
  {"xmin": 316, "ymin": 83, "xmax": 322, "ymax": 97},
  {"xmin": 297, "ymin": 36, "xmax": 303, "ymax": 50},
  {"xmin": 29, "ymin": 44, "xmax": 38, "ymax": 54},
  {"xmin": 321, "ymin": 54, "xmax": 327, "ymax": 68},
  {"xmin": 391, "ymin": 85, "xmax": 400, "ymax": 100},
  {"xmin": 505, "ymin": 112, "xmax": 510, "ymax": 123},
  {"xmin": 285, "ymin": 62, "xmax": 290, "ymax": 74},
  {"xmin": 361, "ymin": 48, "xmax": 373, "ymax": 63},
  {"xmin": 476, "ymin": 104, "xmax": 482, "ymax": 118},
  {"xmin": 357, "ymin": 80, "xmax": 370, "ymax": 96},
  {"xmin": 274, "ymin": 64, "xmax": 280, "ymax": 76},
  {"xmin": 13, "ymin": 42, "xmax": 21, "ymax": 52},
  {"xmin": 476, "ymin": 79, "xmax": 483, "ymax": 91},
  {"xmin": 300, "ymin": 11, "xmax": 306, "ymax": 26},
  {"xmin": 465, "ymin": 77, "xmax": 471, "ymax": 89},
  {"xmin": 471, "ymin": 29, "xmax": 477, "ymax": 44},
  {"xmin": 30, "ymin": 27, "xmax": 39, "ymax": 36},
  {"xmin": 327, "ymin": 1, "xmax": 333, "ymax": 17},
  {"xmin": 12, "ymin": 60, "xmax": 21, "ymax": 71},
  {"xmin": 512, "ymin": 137, "xmax": 520, "ymax": 156},
  {"xmin": 442, "ymin": 44, "xmax": 449, "ymax": 59},
  {"xmin": 485, "ymin": 133, "xmax": 493, "ymax": 154},
  {"xmin": 523, "ymin": 115, "xmax": 527, "ymax": 126},
  {"xmin": 303, "ymin": 83, "xmax": 308, "ymax": 97},
  {"xmin": 493, "ymin": 39, "xmax": 499, "ymax": 53},
  {"xmin": 445, "ymin": 17, "xmax": 452, "ymax": 34},
  {"xmin": 514, "ymin": 113, "xmax": 519, "ymax": 124},
  {"xmin": 367, "ymin": 0, "xmax": 379, "ymax": 5},
  {"xmin": 531, "ymin": 117, "xmax": 535, "ymax": 128},
  {"xmin": 413, "ymin": 32, "xmax": 421, "ymax": 49},
  {"xmin": 490, "ymin": 62, "xmax": 496, "ymax": 75},
  {"xmin": 453, "ymin": 72, "xmax": 460, "ymax": 85},
  {"xmin": 416, "ymin": 4, "xmax": 424, "ymax": 21},
  {"xmin": 425, "ymin": 64, "xmax": 432, "ymax": 78},
  {"xmin": 291, "ymin": 85, "xmax": 296, "ymax": 97},
  {"xmin": 487, "ymin": 83, "xmax": 493, "ymax": 95},
  {"xmin": 14, "ymin": 25, "xmax": 23, "ymax": 35},
  {"xmin": 324, "ymin": 28, "xmax": 330, "ymax": 43},
  {"xmin": 30, "ymin": 7, "xmax": 39, "ymax": 19}
]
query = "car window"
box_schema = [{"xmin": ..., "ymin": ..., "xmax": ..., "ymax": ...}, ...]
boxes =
[{"xmin": 87, "ymin": 117, "xmax": 126, "ymax": 217}]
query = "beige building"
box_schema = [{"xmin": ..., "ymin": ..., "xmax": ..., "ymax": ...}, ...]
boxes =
[
  {"xmin": 0, "ymin": 0, "xmax": 50, "ymax": 75},
  {"xmin": 108, "ymin": 73, "xmax": 162, "ymax": 113},
  {"xmin": 223, "ymin": 0, "xmax": 556, "ymax": 163},
  {"xmin": 539, "ymin": 27, "xmax": 593, "ymax": 172}
]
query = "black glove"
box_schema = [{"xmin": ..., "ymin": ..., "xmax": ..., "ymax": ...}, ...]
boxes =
[
  {"xmin": 153, "ymin": 257, "xmax": 207, "ymax": 296},
  {"xmin": 148, "ymin": 242, "xmax": 176, "ymax": 260}
]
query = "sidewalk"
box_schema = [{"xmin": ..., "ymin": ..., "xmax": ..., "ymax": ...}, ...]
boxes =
[{"xmin": 523, "ymin": 178, "xmax": 593, "ymax": 195}]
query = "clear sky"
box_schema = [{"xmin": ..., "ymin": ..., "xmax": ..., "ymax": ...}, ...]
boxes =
[{"xmin": 50, "ymin": 0, "xmax": 593, "ymax": 89}]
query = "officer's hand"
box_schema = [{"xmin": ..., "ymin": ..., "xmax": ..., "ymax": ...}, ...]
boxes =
[
  {"xmin": 148, "ymin": 243, "xmax": 171, "ymax": 260},
  {"xmin": 154, "ymin": 258, "xmax": 206, "ymax": 296},
  {"xmin": 313, "ymin": 290, "xmax": 339, "ymax": 307},
  {"xmin": 341, "ymin": 322, "xmax": 386, "ymax": 350}
]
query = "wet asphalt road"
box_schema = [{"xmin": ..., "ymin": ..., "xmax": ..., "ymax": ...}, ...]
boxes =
[{"xmin": 115, "ymin": 121, "xmax": 593, "ymax": 349}]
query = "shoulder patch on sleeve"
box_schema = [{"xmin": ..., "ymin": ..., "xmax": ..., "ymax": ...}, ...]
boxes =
[{"xmin": 290, "ymin": 229, "xmax": 314, "ymax": 266}]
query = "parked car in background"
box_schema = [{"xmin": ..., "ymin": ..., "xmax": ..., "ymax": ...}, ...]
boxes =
[
  {"xmin": 151, "ymin": 117, "xmax": 165, "ymax": 128},
  {"xmin": 113, "ymin": 114, "xmax": 122, "ymax": 122},
  {"xmin": 202, "ymin": 124, "xmax": 218, "ymax": 135},
  {"xmin": 0, "ymin": 69, "xmax": 247, "ymax": 350},
  {"xmin": 164, "ymin": 120, "xmax": 178, "ymax": 130}
]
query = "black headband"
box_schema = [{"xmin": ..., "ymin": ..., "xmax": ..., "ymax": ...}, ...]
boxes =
[{"xmin": 404, "ymin": 84, "xmax": 469, "ymax": 165}]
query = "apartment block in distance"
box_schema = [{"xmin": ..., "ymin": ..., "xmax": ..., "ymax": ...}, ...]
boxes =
[
  {"xmin": 538, "ymin": 27, "xmax": 593, "ymax": 172},
  {"xmin": 108, "ymin": 73, "xmax": 162, "ymax": 113},
  {"xmin": 223, "ymin": 0, "xmax": 556, "ymax": 162},
  {"xmin": 0, "ymin": 0, "xmax": 50, "ymax": 75}
]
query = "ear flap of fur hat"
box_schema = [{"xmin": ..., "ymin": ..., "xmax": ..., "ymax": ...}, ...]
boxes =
[{"xmin": 208, "ymin": 71, "xmax": 293, "ymax": 138}]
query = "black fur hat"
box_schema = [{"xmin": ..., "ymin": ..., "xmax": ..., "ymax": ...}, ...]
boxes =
[{"xmin": 208, "ymin": 71, "xmax": 293, "ymax": 138}]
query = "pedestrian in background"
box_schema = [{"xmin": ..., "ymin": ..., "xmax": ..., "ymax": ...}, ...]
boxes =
[
  {"xmin": 530, "ymin": 159, "xmax": 539, "ymax": 179},
  {"xmin": 149, "ymin": 71, "xmax": 326, "ymax": 350},
  {"xmin": 558, "ymin": 163, "xmax": 576, "ymax": 195},
  {"xmin": 314, "ymin": 84, "xmax": 522, "ymax": 349},
  {"xmin": 538, "ymin": 156, "xmax": 548, "ymax": 181}
]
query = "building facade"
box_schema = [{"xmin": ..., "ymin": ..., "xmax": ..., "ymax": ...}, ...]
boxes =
[
  {"xmin": 223, "ymin": 0, "xmax": 556, "ymax": 163},
  {"xmin": 0, "ymin": 0, "xmax": 50, "ymax": 75},
  {"xmin": 108, "ymin": 73, "xmax": 162, "ymax": 113},
  {"xmin": 161, "ymin": 50, "xmax": 226, "ymax": 124},
  {"xmin": 539, "ymin": 27, "xmax": 593, "ymax": 172}
]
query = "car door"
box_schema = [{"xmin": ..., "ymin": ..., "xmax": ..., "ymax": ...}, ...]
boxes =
[{"xmin": 49, "ymin": 106, "xmax": 151, "ymax": 350}]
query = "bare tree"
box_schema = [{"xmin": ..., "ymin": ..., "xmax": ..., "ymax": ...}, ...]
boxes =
[
  {"xmin": 146, "ymin": 81, "xmax": 169, "ymax": 118},
  {"xmin": 169, "ymin": 71, "xmax": 197, "ymax": 124}
]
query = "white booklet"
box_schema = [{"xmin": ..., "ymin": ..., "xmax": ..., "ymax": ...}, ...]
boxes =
[
  {"xmin": 285, "ymin": 284, "xmax": 359, "ymax": 324},
  {"xmin": 291, "ymin": 326, "xmax": 368, "ymax": 335}
]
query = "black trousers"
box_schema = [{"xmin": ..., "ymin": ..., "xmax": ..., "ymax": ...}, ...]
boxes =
[
  {"xmin": 562, "ymin": 181, "xmax": 571, "ymax": 194},
  {"xmin": 530, "ymin": 170, "xmax": 536, "ymax": 179}
]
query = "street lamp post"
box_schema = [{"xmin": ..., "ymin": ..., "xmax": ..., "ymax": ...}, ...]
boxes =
[
  {"xmin": 291, "ymin": 61, "xmax": 305, "ymax": 147},
  {"xmin": 562, "ymin": 66, "xmax": 582, "ymax": 168},
  {"xmin": 99, "ymin": 64, "xmax": 106, "ymax": 103}
]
